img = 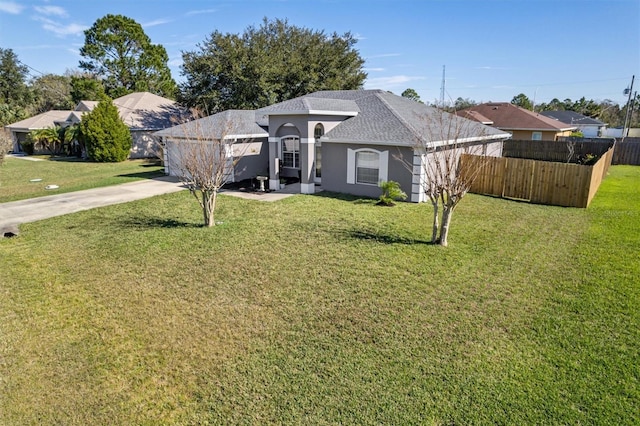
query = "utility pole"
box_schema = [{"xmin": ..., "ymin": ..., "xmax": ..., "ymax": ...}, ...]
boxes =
[{"xmin": 622, "ymin": 75, "xmax": 635, "ymax": 142}]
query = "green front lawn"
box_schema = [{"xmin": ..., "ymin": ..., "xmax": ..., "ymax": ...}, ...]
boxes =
[
  {"xmin": 0, "ymin": 156, "xmax": 164, "ymax": 202},
  {"xmin": 0, "ymin": 166, "xmax": 638, "ymax": 425}
]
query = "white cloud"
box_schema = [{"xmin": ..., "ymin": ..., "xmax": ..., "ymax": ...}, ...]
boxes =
[
  {"xmin": 363, "ymin": 67, "xmax": 385, "ymax": 72},
  {"xmin": 185, "ymin": 9, "xmax": 217, "ymax": 17},
  {"xmin": 142, "ymin": 18, "xmax": 172, "ymax": 28},
  {"xmin": 0, "ymin": 1, "xmax": 24, "ymax": 14},
  {"xmin": 35, "ymin": 17, "xmax": 87, "ymax": 36},
  {"xmin": 34, "ymin": 5, "xmax": 68, "ymax": 17}
]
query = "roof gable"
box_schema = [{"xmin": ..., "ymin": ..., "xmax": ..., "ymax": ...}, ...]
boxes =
[{"xmin": 113, "ymin": 92, "xmax": 189, "ymax": 130}]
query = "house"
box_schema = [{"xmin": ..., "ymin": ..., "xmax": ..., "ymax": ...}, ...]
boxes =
[
  {"xmin": 155, "ymin": 109, "xmax": 270, "ymax": 184},
  {"xmin": 5, "ymin": 110, "xmax": 73, "ymax": 153},
  {"xmin": 539, "ymin": 110, "xmax": 607, "ymax": 138},
  {"xmin": 156, "ymin": 90, "xmax": 509, "ymax": 202},
  {"xmin": 5, "ymin": 92, "xmax": 188, "ymax": 158},
  {"xmin": 459, "ymin": 102, "xmax": 577, "ymax": 141}
]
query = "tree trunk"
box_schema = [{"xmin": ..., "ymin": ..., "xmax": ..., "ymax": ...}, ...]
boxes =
[
  {"xmin": 430, "ymin": 198, "xmax": 439, "ymax": 243},
  {"xmin": 202, "ymin": 190, "xmax": 217, "ymax": 227},
  {"xmin": 439, "ymin": 205, "xmax": 453, "ymax": 247}
]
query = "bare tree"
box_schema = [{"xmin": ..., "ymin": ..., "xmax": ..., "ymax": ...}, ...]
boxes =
[
  {"xmin": 399, "ymin": 108, "xmax": 502, "ymax": 246},
  {"xmin": 165, "ymin": 111, "xmax": 248, "ymax": 227}
]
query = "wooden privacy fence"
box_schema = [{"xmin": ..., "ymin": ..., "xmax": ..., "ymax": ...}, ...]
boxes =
[
  {"xmin": 612, "ymin": 141, "xmax": 640, "ymax": 165},
  {"xmin": 505, "ymin": 139, "xmax": 613, "ymax": 162},
  {"xmin": 554, "ymin": 137, "xmax": 640, "ymax": 165},
  {"xmin": 461, "ymin": 147, "xmax": 614, "ymax": 208}
]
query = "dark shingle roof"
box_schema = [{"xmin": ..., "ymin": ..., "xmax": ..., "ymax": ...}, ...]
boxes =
[
  {"xmin": 259, "ymin": 96, "xmax": 360, "ymax": 115},
  {"xmin": 539, "ymin": 110, "xmax": 606, "ymax": 126},
  {"xmin": 155, "ymin": 110, "xmax": 268, "ymax": 139},
  {"xmin": 156, "ymin": 90, "xmax": 509, "ymax": 146},
  {"xmin": 306, "ymin": 90, "xmax": 507, "ymax": 146}
]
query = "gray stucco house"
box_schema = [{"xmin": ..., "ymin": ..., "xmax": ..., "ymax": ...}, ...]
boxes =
[{"xmin": 157, "ymin": 89, "xmax": 509, "ymax": 202}]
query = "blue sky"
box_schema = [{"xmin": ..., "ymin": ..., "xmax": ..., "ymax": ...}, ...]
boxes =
[{"xmin": 1, "ymin": 0, "xmax": 638, "ymax": 106}]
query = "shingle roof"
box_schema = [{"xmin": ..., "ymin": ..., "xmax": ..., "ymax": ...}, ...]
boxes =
[
  {"xmin": 113, "ymin": 92, "xmax": 190, "ymax": 130},
  {"xmin": 155, "ymin": 110, "xmax": 268, "ymax": 139},
  {"xmin": 459, "ymin": 102, "xmax": 577, "ymax": 131},
  {"xmin": 259, "ymin": 96, "xmax": 360, "ymax": 115},
  {"xmin": 539, "ymin": 110, "xmax": 606, "ymax": 126},
  {"xmin": 5, "ymin": 92, "xmax": 187, "ymax": 132},
  {"xmin": 156, "ymin": 90, "xmax": 508, "ymax": 147},
  {"xmin": 4, "ymin": 110, "xmax": 71, "ymax": 131},
  {"xmin": 305, "ymin": 90, "xmax": 508, "ymax": 146}
]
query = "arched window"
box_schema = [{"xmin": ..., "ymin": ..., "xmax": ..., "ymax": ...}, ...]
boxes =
[{"xmin": 314, "ymin": 123, "xmax": 324, "ymax": 140}]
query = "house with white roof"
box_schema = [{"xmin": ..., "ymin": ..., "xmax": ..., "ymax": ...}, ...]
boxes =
[{"xmin": 5, "ymin": 92, "xmax": 188, "ymax": 158}]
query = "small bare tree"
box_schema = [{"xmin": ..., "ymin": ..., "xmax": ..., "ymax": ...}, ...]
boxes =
[
  {"xmin": 169, "ymin": 111, "xmax": 246, "ymax": 227},
  {"xmin": 399, "ymin": 108, "xmax": 499, "ymax": 246}
]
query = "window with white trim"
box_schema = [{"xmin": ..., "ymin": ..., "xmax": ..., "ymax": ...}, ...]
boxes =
[
  {"xmin": 281, "ymin": 136, "xmax": 299, "ymax": 168},
  {"xmin": 347, "ymin": 148, "xmax": 388, "ymax": 185},
  {"xmin": 532, "ymin": 131, "xmax": 542, "ymax": 140},
  {"xmin": 356, "ymin": 151, "xmax": 379, "ymax": 184}
]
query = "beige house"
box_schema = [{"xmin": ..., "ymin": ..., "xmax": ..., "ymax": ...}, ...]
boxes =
[
  {"xmin": 459, "ymin": 102, "xmax": 576, "ymax": 141},
  {"xmin": 5, "ymin": 92, "xmax": 188, "ymax": 158}
]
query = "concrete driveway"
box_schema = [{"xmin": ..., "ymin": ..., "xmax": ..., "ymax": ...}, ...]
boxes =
[
  {"xmin": 0, "ymin": 176, "xmax": 186, "ymax": 229},
  {"xmin": 0, "ymin": 176, "xmax": 299, "ymax": 230}
]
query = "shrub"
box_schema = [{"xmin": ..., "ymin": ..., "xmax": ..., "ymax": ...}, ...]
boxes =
[
  {"xmin": 378, "ymin": 180, "xmax": 407, "ymax": 206},
  {"xmin": 79, "ymin": 99, "xmax": 132, "ymax": 162}
]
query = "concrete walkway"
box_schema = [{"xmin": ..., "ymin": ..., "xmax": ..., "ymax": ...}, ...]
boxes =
[{"xmin": 0, "ymin": 177, "xmax": 300, "ymax": 228}]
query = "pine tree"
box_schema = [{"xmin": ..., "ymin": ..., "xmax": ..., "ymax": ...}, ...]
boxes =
[{"xmin": 79, "ymin": 100, "xmax": 131, "ymax": 162}]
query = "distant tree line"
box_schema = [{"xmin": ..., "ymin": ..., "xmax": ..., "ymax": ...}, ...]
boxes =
[
  {"xmin": 439, "ymin": 92, "xmax": 638, "ymax": 128},
  {"xmin": 1, "ymin": 12, "xmax": 637, "ymax": 132}
]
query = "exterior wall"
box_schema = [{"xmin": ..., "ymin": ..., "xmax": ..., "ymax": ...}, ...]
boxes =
[
  {"xmin": 163, "ymin": 137, "xmax": 267, "ymax": 183},
  {"xmin": 577, "ymin": 124, "xmax": 604, "ymax": 138},
  {"xmin": 267, "ymin": 114, "xmax": 350, "ymax": 192},
  {"xmin": 232, "ymin": 139, "xmax": 269, "ymax": 181},
  {"xmin": 322, "ymin": 142, "xmax": 413, "ymax": 199},
  {"xmin": 507, "ymin": 129, "xmax": 563, "ymax": 141},
  {"xmin": 412, "ymin": 140, "xmax": 503, "ymax": 202},
  {"xmin": 129, "ymin": 131, "xmax": 161, "ymax": 159}
]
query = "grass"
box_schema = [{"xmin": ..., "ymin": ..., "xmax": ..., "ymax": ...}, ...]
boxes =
[
  {"xmin": 0, "ymin": 156, "xmax": 164, "ymax": 202},
  {"xmin": 0, "ymin": 165, "xmax": 638, "ymax": 425}
]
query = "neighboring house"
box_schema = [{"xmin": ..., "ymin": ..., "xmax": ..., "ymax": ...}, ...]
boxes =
[
  {"xmin": 157, "ymin": 89, "xmax": 509, "ymax": 202},
  {"xmin": 5, "ymin": 92, "xmax": 188, "ymax": 158},
  {"xmin": 539, "ymin": 110, "xmax": 607, "ymax": 138},
  {"xmin": 5, "ymin": 110, "xmax": 73, "ymax": 153},
  {"xmin": 459, "ymin": 102, "xmax": 577, "ymax": 141}
]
